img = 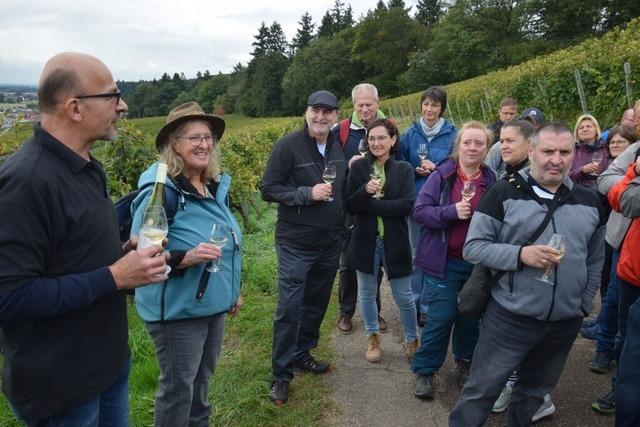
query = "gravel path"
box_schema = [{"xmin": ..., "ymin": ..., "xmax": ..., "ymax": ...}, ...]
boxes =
[{"xmin": 325, "ymin": 281, "xmax": 614, "ymax": 427}]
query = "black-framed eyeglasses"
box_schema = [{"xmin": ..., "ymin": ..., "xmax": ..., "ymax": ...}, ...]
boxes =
[{"xmin": 75, "ymin": 91, "xmax": 122, "ymax": 104}]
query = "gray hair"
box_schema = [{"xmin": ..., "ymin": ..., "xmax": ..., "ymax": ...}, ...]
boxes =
[
  {"xmin": 530, "ymin": 122, "xmax": 573, "ymax": 148},
  {"xmin": 351, "ymin": 83, "xmax": 378, "ymax": 103}
]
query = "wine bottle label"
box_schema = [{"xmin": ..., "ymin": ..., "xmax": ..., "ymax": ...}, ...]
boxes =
[{"xmin": 156, "ymin": 163, "xmax": 168, "ymax": 183}]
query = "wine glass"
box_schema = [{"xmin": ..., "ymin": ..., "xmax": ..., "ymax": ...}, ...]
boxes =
[
  {"xmin": 370, "ymin": 163, "xmax": 383, "ymax": 199},
  {"xmin": 536, "ymin": 234, "xmax": 566, "ymax": 285},
  {"xmin": 139, "ymin": 206, "xmax": 171, "ymax": 274},
  {"xmin": 417, "ymin": 143, "xmax": 428, "ymax": 161},
  {"xmin": 208, "ymin": 223, "xmax": 229, "ymax": 273},
  {"xmin": 358, "ymin": 139, "xmax": 368, "ymax": 156},
  {"xmin": 461, "ymin": 181, "xmax": 476, "ymax": 202},
  {"xmin": 591, "ymin": 152, "xmax": 604, "ymax": 176},
  {"xmin": 139, "ymin": 207, "xmax": 168, "ymax": 250},
  {"xmin": 323, "ymin": 164, "xmax": 337, "ymax": 201}
]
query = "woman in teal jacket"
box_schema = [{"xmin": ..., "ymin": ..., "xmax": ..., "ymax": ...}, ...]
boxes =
[{"xmin": 131, "ymin": 102, "xmax": 242, "ymax": 427}]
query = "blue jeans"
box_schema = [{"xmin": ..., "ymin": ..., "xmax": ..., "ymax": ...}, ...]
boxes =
[
  {"xmin": 408, "ymin": 217, "xmax": 427, "ymax": 315},
  {"xmin": 272, "ymin": 241, "xmax": 341, "ymax": 381},
  {"xmin": 412, "ymin": 258, "xmax": 477, "ymax": 375},
  {"xmin": 15, "ymin": 358, "xmax": 131, "ymax": 427},
  {"xmin": 356, "ymin": 237, "xmax": 417, "ymax": 342},
  {"xmin": 596, "ymin": 249, "xmax": 620, "ymax": 355},
  {"xmin": 146, "ymin": 313, "xmax": 226, "ymax": 427},
  {"xmin": 616, "ymin": 296, "xmax": 640, "ymax": 427},
  {"xmin": 449, "ymin": 300, "xmax": 581, "ymax": 427}
]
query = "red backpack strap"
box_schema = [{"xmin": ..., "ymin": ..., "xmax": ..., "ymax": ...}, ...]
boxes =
[{"xmin": 339, "ymin": 118, "xmax": 351, "ymax": 149}]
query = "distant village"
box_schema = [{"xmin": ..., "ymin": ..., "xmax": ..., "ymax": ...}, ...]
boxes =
[{"xmin": 0, "ymin": 86, "xmax": 39, "ymax": 129}]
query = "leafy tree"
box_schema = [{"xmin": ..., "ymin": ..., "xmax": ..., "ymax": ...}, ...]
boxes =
[
  {"xmin": 282, "ymin": 28, "xmax": 364, "ymax": 114},
  {"xmin": 291, "ymin": 12, "xmax": 316, "ymax": 53},
  {"xmin": 525, "ymin": 0, "xmax": 604, "ymax": 47},
  {"xmin": 387, "ymin": 0, "xmax": 408, "ymax": 11},
  {"xmin": 237, "ymin": 53, "xmax": 290, "ymax": 117},
  {"xmin": 603, "ymin": 0, "xmax": 640, "ymax": 29},
  {"xmin": 375, "ymin": 0, "xmax": 387, "ymax": 12},
  {"xmin": 352, "ymin": 6, "xmax": 425, "ymax": 96},
  {"xmin": 415, "ymin": 0, "xmax": 444, "ymax": 28}
]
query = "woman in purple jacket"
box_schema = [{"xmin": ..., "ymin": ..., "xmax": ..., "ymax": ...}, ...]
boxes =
[
  {"xmin": 411, "ymin": 121, "xmax": 496, "ymax": 400},
  {"xmin": 569, "ymin": 114, "xmax": 611, "ymax": 188}
]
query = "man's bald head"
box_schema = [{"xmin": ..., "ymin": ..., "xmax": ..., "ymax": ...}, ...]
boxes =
[{"xmin": 37, "ymin": 52, "xmax": 111, "ymax": 113}]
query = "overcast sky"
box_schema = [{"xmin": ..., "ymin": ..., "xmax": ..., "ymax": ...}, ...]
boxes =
[{"xmin": 1, "ymin": 0, "xmax": 414, "ymax": 85}]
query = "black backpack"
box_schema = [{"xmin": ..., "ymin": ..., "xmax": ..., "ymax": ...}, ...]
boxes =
[{"xmin": 114, "ymin": 184, "xmax": 181, "ymax": 243}]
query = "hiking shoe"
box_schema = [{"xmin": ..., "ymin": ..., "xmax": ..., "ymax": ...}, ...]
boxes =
[
  {"xmin": 269, "ymin": 380, "xmax": 289, "ymax": 405},
  {"xmin": 414, "ymin": 374, "xmax": 437, "ymax": 399},
  {"xmin": 406, "ymin": 338, "xmax": 419, "ymax": 362},
  {"xmin": 336, "ymin": 315, "xmax": 353, "ymax": 335},
  {"xmin": 366, "ymin": 333, "xmax": 382, "ymax": 363},
  {"xmin": 580, "ymin": 325, "xmax": 597, "ymax": 341},
  {"xmin": 456, "ymin": 360, "xmax": 471, "ymax": 387},
  {"xmin": 589, "ymin": 351, "xmax": 612, "ymax": 374},
  {"xmin": 294, "ymin": 356, "xmax": 330, "ymax": 374},
  {"xmin": 532, "ymin": 394, "xmax": 555, "ymax": 422},
  {"xmin": 492, "ymin": 386, "xmax": 512, "ymax": 413},
  {"xmin": 378, "ymin": 315, "xmax": 388, "ymax": 333},
  {"xmin": 592, "ymin": 388, "xmax": 615, "ymax": 415}
]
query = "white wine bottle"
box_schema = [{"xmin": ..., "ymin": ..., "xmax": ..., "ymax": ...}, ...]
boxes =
[
  {"xmin": 147, "ymin": 163, "xmax": 168, "ymax": 211},
  {"xmin": 138, "ymin": 163, "xmax": 169, "ymax": 251}
]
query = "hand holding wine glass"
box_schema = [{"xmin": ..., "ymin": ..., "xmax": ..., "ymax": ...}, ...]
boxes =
[
  {"xmin": 590, "ymin": 152, "xmax": 604, "ymax": 176},
  {"xmin": 323, "ymin": 164, "xmax": 337, "ymax": 201},
  {"xmin": 370, "ymin": 163, "xmax": 383, "ymax": 199},
  {"xmin": 207, "ymin": 223, "xmax": 229, "ymax": 273},
  {"xmin": 461, "ymin": 181, "xmax": 476, "ymax": 202},
  {"xmin": 417, "ymin": 143, "xmax": 428, "ymax": 161},
  {"xmin": 138, "ymin": 206, "xmax": 171, "ymax": 275},
  {"xmin": 535, "ymin": 234, "xmax": 566, "ymax": 285}
]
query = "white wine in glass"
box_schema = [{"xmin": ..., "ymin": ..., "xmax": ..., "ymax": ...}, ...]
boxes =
[
  {"xmin": 139, "ymin": 206, "xmax": 171, "ymax": 275},
  {"xmin": 370, "ymin": 163, "xmax": 383, "ymax": 199},
  {"xmin": 323, "ymin": 164, "xmax": 337, "ymax": 201},
  {"xmin": 461, "ymin": 181, "xmax": 476, "ymax": 202},
  {"xmin": 208, "ymin": 223, "xmax": 229, "ymax": 273},
  {"xmin": 417, "ymin": 143, "xmax": 428, "ymax": 161},
  {"xmin": 536, "ymin": 234, "xmax": 566, "ymax": 285},
  {"xmin": 591, "ymin": 152, "xmax": 604, "ymax": 176}
]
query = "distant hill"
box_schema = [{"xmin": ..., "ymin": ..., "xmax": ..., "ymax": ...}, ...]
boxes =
[{"xmin": 0, "ymin": 84, "xmax": 36, "ymax": 93}]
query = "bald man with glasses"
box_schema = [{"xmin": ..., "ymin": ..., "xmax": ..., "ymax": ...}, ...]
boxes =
[{"xmin": 0, "ymin": 52, "xmax": 166, "ymax": 425}]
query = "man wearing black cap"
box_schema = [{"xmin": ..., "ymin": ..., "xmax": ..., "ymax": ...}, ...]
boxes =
[{"xmin": 261, "ymin": 90, "xmax": 347, "ymax": 405}]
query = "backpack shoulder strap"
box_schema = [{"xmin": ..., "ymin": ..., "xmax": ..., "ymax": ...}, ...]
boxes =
[{"xmin": 339, "ymin": 118, "xmax": 351, "ymax": 148}]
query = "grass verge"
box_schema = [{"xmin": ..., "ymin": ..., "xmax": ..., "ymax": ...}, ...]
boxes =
[{"xmin": 0, "ymin": 201, "xmax": 338, "ymax": 426}]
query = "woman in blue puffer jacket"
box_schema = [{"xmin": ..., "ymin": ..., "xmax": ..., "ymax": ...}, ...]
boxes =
[{"xmin": 131, "ymin": 102, "xmax": 242, "ymax": 427}]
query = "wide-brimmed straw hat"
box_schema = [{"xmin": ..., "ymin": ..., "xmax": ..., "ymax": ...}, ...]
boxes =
[{"xmin": 155, "ymin": 101, "xmax": 225, "ymax": 151}]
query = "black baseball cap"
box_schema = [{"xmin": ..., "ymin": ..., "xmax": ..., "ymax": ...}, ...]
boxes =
[
  {"xmin": 307, "ymin": 90, "xmax": 339, "ymax": 110},
  {"xmin": 520, "ymin": 107, "xmax": 544, "ymax": 126}
]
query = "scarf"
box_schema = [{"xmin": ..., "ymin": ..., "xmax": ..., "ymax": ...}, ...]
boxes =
[
  {"xmin": 351, "ymin": 110, "xmax": 387, "ymax": 130},
  {"xmin": 420, "ymin": 117, "xmax": 445, "ymax": 142}
]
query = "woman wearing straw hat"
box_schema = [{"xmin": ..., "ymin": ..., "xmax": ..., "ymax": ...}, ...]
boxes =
[{"xmin": 130, "ymin": 102, "xmax": 243, "ymax": 427}]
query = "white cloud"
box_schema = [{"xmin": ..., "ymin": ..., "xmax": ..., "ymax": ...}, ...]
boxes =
[{"xmin": 1, "ymin": 0, "xmax": 388, "ymax": 84}]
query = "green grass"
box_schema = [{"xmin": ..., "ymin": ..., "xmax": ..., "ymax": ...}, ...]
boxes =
[{"xmin": 0, "ymin": 202, "xmax": 338, "ymax": 426}]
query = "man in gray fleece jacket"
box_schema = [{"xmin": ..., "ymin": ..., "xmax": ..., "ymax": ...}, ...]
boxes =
[{"xmin": 449, "ymin": 123, "xmax": 606, "ymax": 426}]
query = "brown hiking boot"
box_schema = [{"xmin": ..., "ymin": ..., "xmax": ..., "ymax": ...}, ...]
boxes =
[
  {"xmin": 366, "ymin": 333, "xmax": 382, "ymax": 363},
  {"xmin": 406, "ymin": 338, "xmax": 419, "ymax": 361},
  {"xmin": 336, "ymin": 315, "xmax": 353, "ymax": 335}
]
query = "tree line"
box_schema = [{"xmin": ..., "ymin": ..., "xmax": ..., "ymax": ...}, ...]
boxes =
[{"xmin": 122, "ymin": 0, "xmax": 640, "ymax": 119}]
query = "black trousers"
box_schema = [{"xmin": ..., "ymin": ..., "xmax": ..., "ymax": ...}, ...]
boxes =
[{"xmin": 271, "ymin": 241, "xmax": 341, "ymax": 381}]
